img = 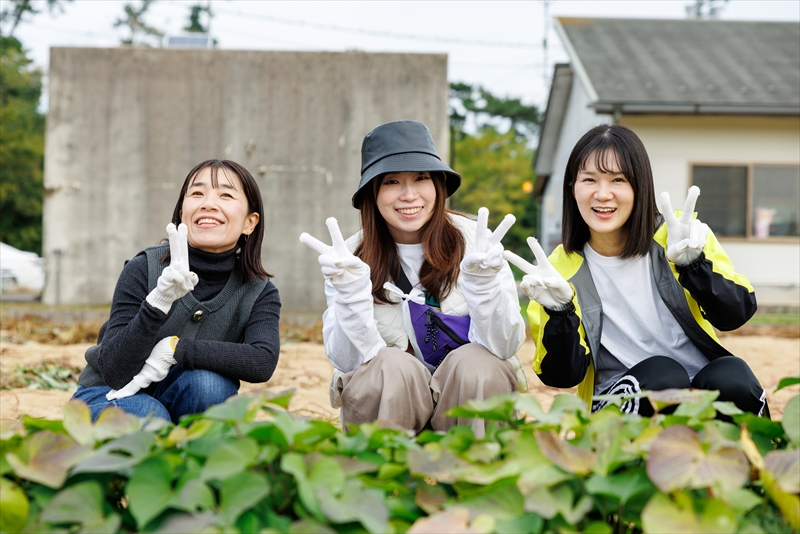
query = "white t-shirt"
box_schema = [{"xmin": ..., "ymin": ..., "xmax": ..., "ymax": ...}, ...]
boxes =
[
  {"xmin": 396, "ymin": 243, "xmax": 425, "ymax": 290},
  {"xmin": 583, "ymin": 244, "xmax": 709, "ymax": 393}
]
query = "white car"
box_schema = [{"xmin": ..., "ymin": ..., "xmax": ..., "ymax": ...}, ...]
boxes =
[{"xmin": 1, "ymin": 242, "xmax": 46, "ymax": 300}]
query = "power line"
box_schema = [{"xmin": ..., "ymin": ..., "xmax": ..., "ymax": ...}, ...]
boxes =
[{"xmin": 212, "ymin": 7, "xmax": 541, "ymax": 49}]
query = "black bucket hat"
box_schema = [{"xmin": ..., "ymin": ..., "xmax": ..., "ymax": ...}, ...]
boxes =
[{"xmin": 352, "ymin": 120, "xmax": 461, "ymax": 208}]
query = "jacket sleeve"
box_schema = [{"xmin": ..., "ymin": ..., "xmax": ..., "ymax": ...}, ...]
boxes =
[
  {"xmin": 174, "ymin": 281, "xmax": 281, "ymax": 383},
  {"xmin": 321, "ymin": 271, "xmax": 387, "ymax": 373},
  {"xmin": 459, "ymin": 260, "xmax": 527, "ymax": 360},
  {"xmin": 95, "ymin": 255, "xmax": 170, "ymax": 390},
  {"xmin": 530, "ymin": 297, "xmax": 591, "ymax": 388},
  {"xmin": 676, "ymin": 228, "xmax": 757, "ymax": 331}
]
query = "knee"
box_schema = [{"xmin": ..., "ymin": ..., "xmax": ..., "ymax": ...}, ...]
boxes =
[
  {"xmin": 693, "ymin": 357, "xmax": 761, "ymax": 400},
  {"xmin": 444, "ymin": 344, "xmax": 516, "ymax": 389},
  {"xmin": 630, "ymin": 356, "xmax": 690, "ymax": 391},
  {"xmin": 182, "ymin": 369, "xmax": 239, "ymax": 405},
  {"xmin": 372, "ymin": 348, "xmax": 430, "ymax": 381}
]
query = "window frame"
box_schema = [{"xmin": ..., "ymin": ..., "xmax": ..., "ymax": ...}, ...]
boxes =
[{"xmin": 688, "ymin": 161, "xmax": 800, "ymax": 243}]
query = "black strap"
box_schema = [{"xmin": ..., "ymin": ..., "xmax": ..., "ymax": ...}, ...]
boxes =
[{"xmin": 394, "ymin": 268, "xmax": 413, "ymax": 295}]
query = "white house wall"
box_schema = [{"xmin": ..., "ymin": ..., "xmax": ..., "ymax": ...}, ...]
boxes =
[
  {"xmin": 540, "ymin": 78, "xmax": 611, "ymax": 254},
  {"xmin": 620, "ymin": 115, "xmax": 800, "ymax": 294}
]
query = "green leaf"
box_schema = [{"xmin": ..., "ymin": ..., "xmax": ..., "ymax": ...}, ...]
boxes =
[
  {"xmin": 535, "ymin": 430, "xmax": 596, "ymax": 475},
  {"xmin": 92, "ymin": 405, "xmax": 144, "ymax": 440},
  {"xmin": 716, "ymin": 487, "xmax": 762, "ymax": 514},
  {"xmin": 775, "ymin": 376, "xmax": 800, "ymax": 392},
  {"xmin": 585, "ymin": 469, "xmax": 655, "ymax": 505},
  {"xmin": 316, "ymin": 478, "xmax": 390, "ymax": 534},
  {"xmin": 71, "ymin": 431, "xmax": 157, "ymax": 474},
  {"xmin": 81, "ymin": 513, "xmax": 122, "ymax": 534},
  {"xmin": 288, "ymin": 519, "xmax": 337, "ymax": 533},
  {"xmin": 521, "ymin": 483, "xmax": 591, "ymax": 523},
  {"xmin": 641, "ymin": 492, "xmax": 738, "ymax": 534},
  {"xmin": 219, "ymin": 471, "xmax": 270, "ymax": 526},
  {"xmin": 586, "ymin": 409, "xmax": 623, "ymax": 476},
  {"xmin": 204, "ymin": 394, "xmax": 254, "ymax": 422},
  {"xmin": 168, "ymin": 479, "xmax": 215, "ymax": 514},
  {"xmin": 61, "ymin": 399, "xmax": 95, "ymax": 445},
  {"xmin": 40, "ymin": 480, "xmax": 104, "ymax": 525},
  {"xmin": 126, "ymin": 456, "xmax": 174, "ymax": 527},
  {"xmin": 5, "ymin": 430, "xmax": 93, "ymax": 488},
  {"xmin": 450, "ymin": 479, "xmax": 524, "ymax": 521},
  {"xmin": 446, "ymin": 394, "xmax": 517, "ymax": 420},
  {"xmin": 407, "ymin": 444, "xmax": 471, "ymax": 483},
  {"xmin": 517, "ymin": 394, "xmax": 587, "ymax": 426},
  {"xmin": 280, "ymin": 452, "xmax": 325, "ymax": 521},
  {"xmin": 494, "ymin": 513, "xmax": 544, "ymax": 534},
  {"xmin": 517, "ymin": 463, "xmax": 570, "ymax": 495},
  {"xmin": 782, "ymin": 394, "xmax": 800, "ymax": 444},
  {"xmin": 646, "ymin": 389, "xmax": 719, "ymax": 413},
  {"xmin": 378, "ymin": 462, "xmax": 407, "ymax": 480},
  {"xmin": 0, "ymin": 420, "xmax": 27, "ymax": 440},
  {"xmin": 0, "ymin": 477, "xmax": 29, "ymax": 533},
  {"xmin": 646, "ymin": 425, "xmax": 749, "ymax": 492},
  {"xmin": 199, "ymin": 437, "xmax": 259, "ymax": 481},
  {"xmin": 463, "ymin": 441, "xmax": 501, "ymax": 464},
  {"xmin": 415, "ymin": 482, "xmax": 449, "ymax": 515},
  {"xmin": 764, "ymin": 449, "xmax": 800, "ymax": 494}
]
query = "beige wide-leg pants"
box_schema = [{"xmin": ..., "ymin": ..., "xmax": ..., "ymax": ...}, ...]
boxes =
[{"xmin": 336, "ymin": 343, "xmax": 517, "ymax": 437}]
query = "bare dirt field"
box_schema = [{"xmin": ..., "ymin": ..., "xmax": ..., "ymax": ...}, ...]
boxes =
[{"xmin": 1, "ymin": 334, "xmax": 798, "ymax": 424}]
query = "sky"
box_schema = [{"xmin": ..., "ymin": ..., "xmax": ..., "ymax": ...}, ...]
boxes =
[{"xmin": 8, "ymin": 0, "xmax": 800, "ymax": 112}]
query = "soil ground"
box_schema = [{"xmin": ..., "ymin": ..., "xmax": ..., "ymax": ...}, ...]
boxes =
[{"xmin": 1, "ymin": 334, "xmax": 798, "ymax": 424}]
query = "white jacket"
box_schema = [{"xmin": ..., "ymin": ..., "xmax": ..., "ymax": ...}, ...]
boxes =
[{"xmin": 323, "ymin": 213, "xmax": 529, "ymax": 408}]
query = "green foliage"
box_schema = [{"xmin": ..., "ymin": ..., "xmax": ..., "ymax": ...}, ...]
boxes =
[
  {"xmin": 114, "ymin": 0, "xmax": 163, "ymax": 47},
  {"xmin": 0, "ymin": 35, "xmax": 44, "ymax": 254},
  {"xmin": 0, "ymin": 359, "xmax": 82, "ymax": 391},
  {"xmin": 185, "ymin": 3, "xmax": 211, "ymax": 33},
  {"xmin": 0, "ymin": 0, "xmax": 71, "ymax": 39},
  {"xmin": 450, "ymin": 82, "xmax": 540, "ymax": 141},
  {"xmin": 449, "ymin": 127, "xmax": 539, "ymax": 263},
  {"xmin": 2, "ymin": 386, "xmax": 797, "ymax": 533}
]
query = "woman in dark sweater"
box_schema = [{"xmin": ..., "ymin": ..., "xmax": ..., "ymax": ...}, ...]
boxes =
[{"xmin": 72, "ymin": 160, "xmax": 281, "ymax": 422}]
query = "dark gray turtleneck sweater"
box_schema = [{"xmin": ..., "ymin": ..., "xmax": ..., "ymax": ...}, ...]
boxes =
[{"xmin": 90, "ymin": 246, "xmax": 280, "ymax": 390}]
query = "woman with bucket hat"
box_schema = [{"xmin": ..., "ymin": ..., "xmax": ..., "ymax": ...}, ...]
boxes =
[{"xmin": 301, "ymin": 120, "xmax": 528, "ymax": 436}]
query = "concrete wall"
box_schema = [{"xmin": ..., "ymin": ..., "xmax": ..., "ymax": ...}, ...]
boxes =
[{"xmin": 43, "ymin": 48, "xmax": 449, "ymax": 311}]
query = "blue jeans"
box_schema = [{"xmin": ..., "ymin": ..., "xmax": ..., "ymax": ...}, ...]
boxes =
[{"xmin": 72, "ymin": 365, "xmax": 239, "ymax": 423}]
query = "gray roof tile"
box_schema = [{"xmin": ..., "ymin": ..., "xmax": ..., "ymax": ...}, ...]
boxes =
[{"xmin": 558, "ymin": 17, "xmax": 800, "ymax": 108}]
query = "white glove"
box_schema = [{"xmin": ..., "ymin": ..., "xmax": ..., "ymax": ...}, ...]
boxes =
[
  {"xmin": 299, "ymin": 218, "xmax": 369, "ymax": 285},
  {"xmin": 106, "ymin": 336, "xmax": 179, "ymax": 400},
  {"xmin": 657, "ymin": 186, "xmax": 710, "ymax": 266},
  {"xmin": 503, "ymin": 237, "xmax": 573, "ymax": 310},
  {"xmin": 146, "ymin": 223, "xmax": 199, "ymax": 314},
  {"xmin": 461, "ymin": 207, "xmax": 516, "ymax": 276}
]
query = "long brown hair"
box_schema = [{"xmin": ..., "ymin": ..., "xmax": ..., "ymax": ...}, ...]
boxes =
[
  {"xmin": 167, "ymin": 159, "xmax": 271, "ymax": 281},
  {"xmin": 562, "ymin": 124, "xmax": 657, "ymax": 259},
  {"xmin": 355, "ymin": 172, "xmax": 465, "ymax": 304}
]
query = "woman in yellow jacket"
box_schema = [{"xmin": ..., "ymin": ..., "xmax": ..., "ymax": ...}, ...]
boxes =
[{"xmin": 505, "ymin": 124, "xmax": 766, "ymax": 417}]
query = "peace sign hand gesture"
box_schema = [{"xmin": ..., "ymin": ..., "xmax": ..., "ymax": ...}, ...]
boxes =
[
  {"xmin": 145, "ymin": 223, "xmax": 199, "ymax": 314},
  {"xmin": 300, "ymin": 217, "xmax": 369, "ymax": 284},
  {"xmin": 503, "ymin": 237, "xmax": 573, "ymax": 309},
  {"xmin": 461, "ymin": 207, "xmax": 516, "ymax": 276},
  {"xmin": 657, "ymin": 186, "xmax": 710, "ymax": 266}
]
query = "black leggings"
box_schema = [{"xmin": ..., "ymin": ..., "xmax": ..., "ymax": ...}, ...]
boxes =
[{"xmin": 592, "ymin": 356, "xmax": 767, "ymax": 417}]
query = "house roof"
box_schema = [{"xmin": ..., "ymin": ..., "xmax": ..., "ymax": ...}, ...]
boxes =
[
  {"xmin": 533, "ymin": 64, "xmax": 573, "ymax": 194},
  {"xmin": 556, "ymin": 17, "xmax": 800, "ymax": 115}
]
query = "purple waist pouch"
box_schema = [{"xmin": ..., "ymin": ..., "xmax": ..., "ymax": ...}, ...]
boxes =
[{"xmin": 407, "ymin": 300, "xmax": 471, "ymax": 369}]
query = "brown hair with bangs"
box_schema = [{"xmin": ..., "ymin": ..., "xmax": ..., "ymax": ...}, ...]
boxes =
[
  {"xmin": 167, "ymin": 159, "xmax": 271, "ymax": 281},
  {"xmin": 562, "ymin": 124, "xmax": 657, "ymax": 259},
  {"xmin": 355, "ymin": 171, "xmax": 465, "ymax": 304}
]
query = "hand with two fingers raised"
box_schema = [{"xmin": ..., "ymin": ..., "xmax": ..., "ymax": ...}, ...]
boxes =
[
  {"xmin": 461, "ymin": 207, "xmax": 516, "ymax": 276},
  {"xmin": 300, "ymin": 218, "xmax": 369, "ymax": 285},
  {"xmin": 657, "ymin": 186, "xmax": 710, "ymax": 266},
  {"xmin": 146, "ymin": 223, "xmax": 199, "ymax": 314},
  {"xmin": 503, "ymin": 237, "xmax": 573, "ymax": 310},
  {"xmin": 105, "ymin": 336, "xmax": 178, "ymax": 400}
]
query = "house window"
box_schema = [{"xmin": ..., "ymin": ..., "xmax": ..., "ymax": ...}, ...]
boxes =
[{"xmin": 692, "ymin": 164, "xmax": 800, "ymax": 239}]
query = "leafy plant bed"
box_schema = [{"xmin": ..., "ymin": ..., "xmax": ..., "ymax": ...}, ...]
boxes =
[{"xmin": 1, "ymin": 382, "xmax": 798, "ymax": 533}]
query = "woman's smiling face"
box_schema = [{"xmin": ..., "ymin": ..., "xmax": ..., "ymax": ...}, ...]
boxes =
[
  {"xmin": 573, "ymin": 150, "xmax": 634, "ymax": 255},
  {"xmin": 180, "ymin": 167, "xmax": 259, "ymax": 253},
  {"xmin": 375, "ymin": 171, "xmax": 436, "ymax": 244}
]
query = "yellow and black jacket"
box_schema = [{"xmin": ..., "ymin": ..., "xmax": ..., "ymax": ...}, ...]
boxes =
[{"xmin": 528, "ymin": 216, "xmax": 757, "ymax": 406}]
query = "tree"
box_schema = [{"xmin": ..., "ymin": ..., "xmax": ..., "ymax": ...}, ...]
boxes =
[
  {"xmin": 114, "ymin": 0, "xmax": 164, "ymax": 47},
  {"xmin": 448, "ymin": 83, "xmax": 541, "ymax": 263},
  {"xmin": 0, "ymin": 36, "xmax": 44, "ymax": 253},
  {"xmin": 448, "ymin": 127, "xmax": 539, "ymax": 265},
  {"xmin": 184, "ymin": 2, "xmax": 211, "ymax": 33},
  {"xmin": 0, "ymin": 0, "xmax": 72, "ymax": 38}
]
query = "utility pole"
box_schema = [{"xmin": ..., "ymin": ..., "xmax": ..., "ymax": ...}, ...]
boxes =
[{"xmin": 542, "ymin": 0, "xmax": 550, "ymax": 93}]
